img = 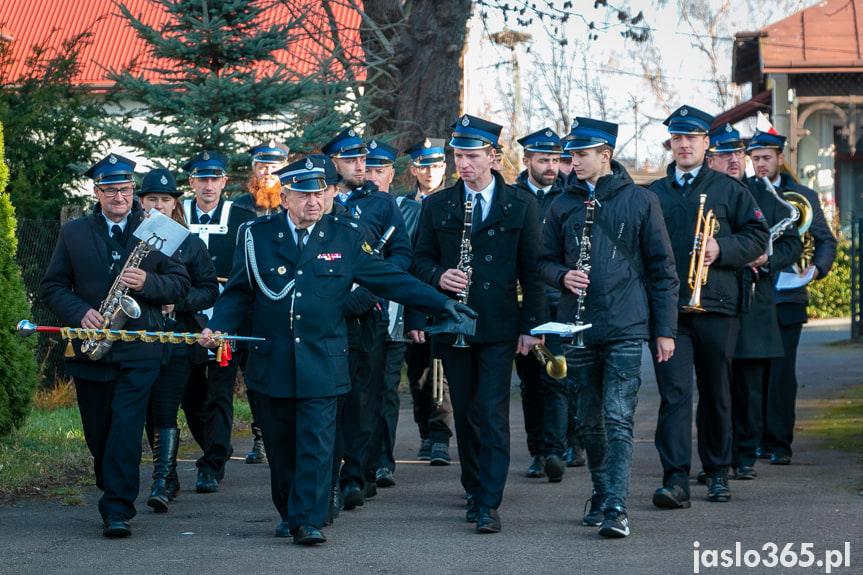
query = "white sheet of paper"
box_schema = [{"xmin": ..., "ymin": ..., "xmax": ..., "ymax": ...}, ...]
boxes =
[
  {"xmin": 134, "ymin": 209, "xmax": 190, "ymax": 257},
  {"xmin": 776, "ymin": 267, "xmax": 815, "ymax": 291},
  {"xmin": 530, "ymin": 322, "xmax": 593, "ymax": 336}
]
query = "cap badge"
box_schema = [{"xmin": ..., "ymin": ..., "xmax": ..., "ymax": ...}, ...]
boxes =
[
  {"xmin": 268, "ymin": 139, "xmax": 276, "ymax": 148},
  {"xmin": 461, "ymin": 116, "xmax": 470, "ymax": 127},
  {"xmin": 725, "ymin": 124, "xmax": 733, "ymax": 133},
  {"xmin": 202, "ymin": 151, "xmax": 210, "ymax": 161},
  {"xmin": 160, "ymin": 175, "xmax": 168, "ymax": 185},
  {"xmin": 680, "ymin": 107, "xmax": 689, "ymax": 117},
  {"xmin": 423, "ymin": 138, "xmax": 431, "ymax": 148},
  {"xmin": 545, "ymin": 129, "xmax": 553, "ymax": 137},
  {"xmin": 305, "ymin": 158, "xmax": 314, "ymax": 170},
  {"xmin": 108, "ymin": 154, "xmax": 118, "ymax": 165},
  {"xmin": 348, "ymin": 129, "xmax": 356, "ymax": 137},
  {"xmin": 369, "ymin": 140, "xmax": 378, "ymax": 149},
  {"xmin": 571, "ymin": 119, "xmax": 579, "ymax": 129}
]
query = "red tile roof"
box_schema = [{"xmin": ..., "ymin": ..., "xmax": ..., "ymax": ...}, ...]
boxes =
[
  {"xmin": 0, "ymin": 0, "xmax": 363, "ymax": 88},
  {"xmin": 741, "ymin": 0, "xmax": 863, "ymax": 73}
]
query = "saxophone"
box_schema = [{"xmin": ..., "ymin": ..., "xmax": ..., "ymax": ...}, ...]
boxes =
[
  {"xmin": 80, "ymin": 234, "xmax": 163, "ymax": 360},
  {"xmin": 572, "ymin": 188, "xmax": 596, "ymax": 348},
  {"xmin": 452, "ymin": 195, "xmax": 474, "ymax": 348}
]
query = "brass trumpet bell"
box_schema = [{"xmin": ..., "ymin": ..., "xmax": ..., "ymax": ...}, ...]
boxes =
[{"xmin": 532, "ymin": 344, "xmax": 567, "ymax": 380}]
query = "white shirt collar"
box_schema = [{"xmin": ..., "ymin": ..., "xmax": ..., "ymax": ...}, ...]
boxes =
[
  {"xmin": 465, "ymin": 178, "xmax": 495, "ymax": 220},
  {"xmin": 286, "ymin": 211, "xmax": 316, "ymax": 245},
  {"xmin": 526, "ymin": 179, "xmax": 552, "ymax": 196},
  {"xmin": 195, "ymin": 204, "xmax": 217, "ymax": 221},
  {"xmin": 102, "ymin": 213, "xmax": 128, "ymax": 232},
  {"xmin": 675, "ymin": 165, "xmax": 702, "ymax": 186}
]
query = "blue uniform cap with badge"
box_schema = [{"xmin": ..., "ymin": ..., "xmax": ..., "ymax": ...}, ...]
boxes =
[
  {"xmin": 518, "ymin": 127, "xmax": 563, "ymax": 154},
  {"xmin": 182, "ymin": 151, "xmax": 228, "ymax": 178},
  {"xmin": 85, "ymin": 153, "xmax": 136, "ymax": 185},
  {"xmin": 449, "ymin": 114, "xmax": 503, "ymax": 150},
  {"xmin": 247, "ymin": 140, "xmax": 289, "ymax": 164},
  {"xmin": 747, "ymin": 130, "xmax": 787, "ymax": 152},
  {"xmin": 274, "ymin": 157, "xmax": 327, "ymax": 192},
  {"xmin": 137, "ymin": 168, "xmax": 180, "ymax": 197},
  {"xmin": 564, "ymin": 117, "xmax": 618, "ymax": 151},
  {"xmin": 663, "ymin": 105, "xmax": 714, "ymax": 135},
  {"xmin": 708, "ymin": 123, "xmax": 745, "ymax": 152},
  {"xmin": 308, "ymin": 154, "xmax": 342, "ymax": 186},
  {"xmin": 322, "ymin": 127, "xmax": 368, "ymax": 158},
  {"xmin": 365, "ymin": 139, "xmax": 399, "ymax": 167},
  {"xmin": 404, "ymin": 138, "xmax": 446, "ymax": 166}
]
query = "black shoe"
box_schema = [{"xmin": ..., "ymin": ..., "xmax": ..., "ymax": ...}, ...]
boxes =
[
  {"xmin": 696, "ymin": 469, "xmax": 707, "ymax": 485},
  {"xmin": 652, "ymin": 485, "xmax": 691, "ymax": 509},
  {"xmin": 291, "ymin": 525, "xmax": 326, "ymax": 545},
  {"xmin": 545, "ymin": 454, "xmax": 565, "ymax": 483},
  {"xmin": 598, "ymin": 507, "xmax": 630, "ymax": 538},
  {"xmin": 275, "ymin": 521, "xmax": 291, "ymax": 537},
  {"xmin": 430, "ymin": 443, "xmax": 452, "ymax": 466},
  {"xmin": 375, "ymin": 467, "xmax": 396, "ymax": 487},
  {"xmin": 417, "ymin": 438, "xmax": 432, "ymax": 460},
  {"xmin": 102, "ymin": 513, "xmax": 131, "ymax": 538},
  {"xmin": 755, "ymin": 446, "xmax": 772, "ymax": 459},
  {"xmin": 734, "ymin": 466, "xmax": 757, "ymax": 480},
  {"xmin": 525, "ymin": 455, "xmax": 546, "ymax": 478},
  {"xmin": 245, "ymin": 435, "xmax": 267, "ymax": 464},
  {"xmin": 476, "ymin": 507, "xmax": 501, "ymax": 534},
  {"xmin": 342, "ymin": 484, "xmax": 364, "ymax": 510},
  {"xmin": 706, "ymin": 475, "xmax": 732, "ymax": 502},
  {"xmin": 582, "ymin": 492, "xmax": 605, "ymax": 526},
  {"xmin": 363, "ymin": 481, "xmax": 377, "ymax": 499},
  {"xmin": 196, "ymin": 470, "xmax": 218, "ymax": 493},
  {"xmin": 564, "ymin": 446, "xmax": 586, "ymax": 467},
  {"xmin": 325, "ymin": 482, "xmax": 342, "ymax": 526},
  {"xmin": 771, "ymin": 453, "xmax": 792, "ymax": 465},
  {"xmin": 465, "ymin": 495, "xmax": 481, "ymax": 523},
  {"xmin": 147, "ymin": 482, "xmax": 170, "ymax": 513}
]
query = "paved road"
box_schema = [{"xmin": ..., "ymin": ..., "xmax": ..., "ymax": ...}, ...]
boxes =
[{"xmin": 1, "ymin": 320, "xmax": 861, "ymax": 575}]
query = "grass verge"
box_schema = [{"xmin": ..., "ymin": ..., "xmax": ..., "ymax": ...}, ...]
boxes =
[{"xmin": 796, "ymin": 383, "xmax": 863, "ymax": 454}]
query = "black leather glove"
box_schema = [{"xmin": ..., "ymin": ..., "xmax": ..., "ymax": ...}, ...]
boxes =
[{"xmin": 442, "ymin": 299, "xmax": 478, "ymax": 322}]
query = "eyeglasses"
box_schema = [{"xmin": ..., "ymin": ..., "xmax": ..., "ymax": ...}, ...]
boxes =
[{"xmin": 98, "ymin": 186, "xmax": 135, "ymax": 198}]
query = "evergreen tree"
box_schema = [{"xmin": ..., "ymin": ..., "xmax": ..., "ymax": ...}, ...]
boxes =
[
  {"xmin": 0, "ymin": 29, "xmax": 103, "ymax": 219},
  {"xmin": 100, "ymin": 0, "xmax": 355, "ymax": 185},
  {"xmin": 0, "ymin": 122, "xmax": 39, "ymax": 438}
]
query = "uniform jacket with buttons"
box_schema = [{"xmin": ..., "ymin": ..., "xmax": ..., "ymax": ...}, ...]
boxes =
[
  {"xmin": 649, "ymin": 164, "xmax": 769, "ymax": 316},
  {"xmin": 208, "ymin": 213, "xmax": 448, "ymax": 399},
  {"xmin": 411, "ymin": 170, "xmax": 548, "ymax": 343},
  {"xmin": 540, "ymin": 161, "xmax": 678, "ymax": 345},
  {"xmin": 40, "ymin": 204, "xmax": 191, "ymax": 370}
]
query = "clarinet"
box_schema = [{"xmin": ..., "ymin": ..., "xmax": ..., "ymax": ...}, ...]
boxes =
[
  {"xmin": 572, "ymin": 188, "xmax": 596, "ymax": 348},
  {"xmin": 452, "ymin": 195, "xmax": 474, "ymax": 348}
]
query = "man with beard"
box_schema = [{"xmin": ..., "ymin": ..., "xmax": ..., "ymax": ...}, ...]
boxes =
[
  {"xmin": 180, "ymin": 151, "xmax": 256, "ymax": 492},
  {"xmin": 649, "ymin": 106, "xmax": 767, "ymax": 509},
  {"xmin": 746, "ymin": 130, "xmax": 837, "ymax": 466},
  {"xmin": 231, "ymin": 140, "xmax": 289, "ymax": 465},
  {"xmin": 321, "ymin": 127, "xmax": 413, "ymax": 509},
  {"xmin": 512, "ymin": 127, "xmax": 577, "ymax": 483}
]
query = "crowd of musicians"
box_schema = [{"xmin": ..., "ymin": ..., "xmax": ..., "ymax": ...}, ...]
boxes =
[{"xmin": 39, "ymin": 104, "xmax": 837, "ymax": 543}]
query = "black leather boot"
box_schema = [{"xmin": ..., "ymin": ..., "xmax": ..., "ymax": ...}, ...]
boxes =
[
  {"xmin": 147, "ymin": 428, "xmax": 172, "ymax": 512},
  {"xmin": 245, "ymin": 424, "xmax": 267, "ymax": 464},
  {"xmin": 163, "ymin": 428, "xmax": 181, "ymax": 501},
  {"xmin": 325, "ymin": 481, "xmax": 342, "ymax": 525}
]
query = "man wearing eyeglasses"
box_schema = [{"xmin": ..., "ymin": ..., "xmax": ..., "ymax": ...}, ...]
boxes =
[{"xmin": 41, "ymin": 153, "xmax": 190, "ymax": 538}]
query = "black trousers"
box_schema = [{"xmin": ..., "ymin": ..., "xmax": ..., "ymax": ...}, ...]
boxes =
[
  {"xmin": 652, "ymin": 314, "xmax": 739, "ymax": 492},
  {"xmin": 406, "ymin": 340, "xmax": 453, "ymax": 444},
  {"xmin": 256, "ymin": 392, "xmax": 337, "ymax": 530},
  {"xmin": 764, "ymin": 319, "xmax": 804, "ymax": 457},
  {"xmin": 731, "ymin": 358, "xmax": 770, "ymax": 468},
  {"xmin": 74, "ymin": 360, "xmax": 160, "ymax": 519},
  {"xmin": 514, "ymin": 335, "xmax": 569, "ymax": 457},
  {"xmin": 441, "ymin": 340, "xmax": 517, "ymax": 510},
  {"xmin": 182, "ymin": 357, "xmax": 239, "ymax": 474},
  {"xmin": 368, "ymin": 340, "xmax": 408, "ymax": 475},
  {"xmin": 148, "ymin": 349, "xmax": 193, "ymax": 430}
]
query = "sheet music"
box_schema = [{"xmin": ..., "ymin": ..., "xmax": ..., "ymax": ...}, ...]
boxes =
[
  {"xmin": 530, "ymin": 322, "xmax": 593, "ymax": 336},
  {"xmin": 776, "ymin": 267, "xmax": 815, "ymax": 291}
]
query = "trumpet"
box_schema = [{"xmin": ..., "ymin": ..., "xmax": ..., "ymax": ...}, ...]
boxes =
[
  {"xmin": 682, "ymin": 194, "xmax": 717, "ymax": 313},
  {"xmin": 431, "ymin": 358, "xmax": 444, "ymax": 407},
  {"xmin": 531, "ymin": 343, "xmax": 567, "ymax": 380}
]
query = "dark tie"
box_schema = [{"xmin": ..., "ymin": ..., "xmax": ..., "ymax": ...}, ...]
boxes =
[
  {"xmin": 110, "ymin": 224, "xmax": 123, "ymax": 244},
  {"xmin": 537, "ymin": 189, "xmax": 545, "ymax": 200},
  {"xmin": 681, "ymin": 173, "xmax": 693, "ymax": 187},
  {"xmin": 472, "ymin": 194, "xmax": 483, "ymax": 234},
  {"xmin": 296, "ymin": 227, "xmax": 308, "ymax": 256},
  {"xmin": 199, "ymin": 214, "xmax": 211, "ymax": 224}
]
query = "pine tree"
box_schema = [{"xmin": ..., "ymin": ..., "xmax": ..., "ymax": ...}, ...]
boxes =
[
  {"xmin": 100, "ymin": 0, "xmax": 355, "ymax": 185},
  {"xmin": 0, "ymin": 121, "xmax": 39, "ymax": 438}
]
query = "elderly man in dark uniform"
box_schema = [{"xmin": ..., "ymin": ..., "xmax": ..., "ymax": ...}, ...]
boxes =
[
  {"xmin": 321, "ymin": 127, "xmax": 414, "ymax": 508},
  {"xmin": 41, "ymin": 154, "xmax": 190, "ymax": 537},
  {"xmin": 410, "ymin": 114, "xmax": 547, "ymax": 533},
  {"xmin": 179, "ymin": 151, "xmax": 256, "ymax": 493},
  {"xmin": 703, "ymin": 124, "xmax": 803, "ymax": 482},
  {"xmin": 200, "ymin": 157, "xmax": 473, "ymax": 545},
  {"xmin": 649, "ymin": 106, "xmax": 768, "ymax": 508},
  {"xmin": 747, "ymin": 130, "xmax": 837, "ymax": 466},
  {"xmin": 512, "ymin": 127, "xmax": 573, "ymax": 482}
]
